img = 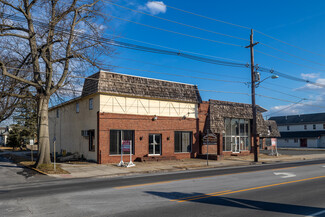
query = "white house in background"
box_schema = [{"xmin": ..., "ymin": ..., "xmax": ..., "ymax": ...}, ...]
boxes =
[
  {"xmin": 269, "ymin": 113, "xmax": 325, "ymax": 148},
  {"xmin": 0, "ymin": 127, "xmax": 10, "ymax": 146}
]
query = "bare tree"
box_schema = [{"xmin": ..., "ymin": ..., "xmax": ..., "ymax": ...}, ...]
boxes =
[
  {"xmin": 0, "ymin": 0, "xmax": 112, "ymax": 167},
  {"xmin": 0, "ymin": 57, "xmax": 32, "ymax": 123}
]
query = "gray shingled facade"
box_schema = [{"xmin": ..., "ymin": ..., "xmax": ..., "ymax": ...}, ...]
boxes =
[
  {"xmin": 82, "ymin": 71, "xmax": 202, "ymax": 103},
  {"xmin": 206, "ymin": 99, "xmax": 269, "ymax": 136}
]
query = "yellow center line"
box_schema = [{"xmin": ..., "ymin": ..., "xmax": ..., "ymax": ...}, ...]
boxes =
[
  {"xmin": 169, "ymin": 190, "xmax": 231, "ymax": 201},
  {"xmin": 173, "ymin": 175, "xmax": 325, "ymax": 203},
  {"xmin": 114, "ymin": 162, "xmax": 325, "ymax": 189}
]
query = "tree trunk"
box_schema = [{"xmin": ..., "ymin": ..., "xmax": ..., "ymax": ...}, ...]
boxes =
[{"xmin": 35, "ymin": 95, "xmax": 51, "ymax": 168}]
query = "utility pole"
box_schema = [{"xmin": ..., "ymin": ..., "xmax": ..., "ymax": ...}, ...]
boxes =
[{"xmin": 245, "ymin": 29, "xmax": 259, "ymax": 162}]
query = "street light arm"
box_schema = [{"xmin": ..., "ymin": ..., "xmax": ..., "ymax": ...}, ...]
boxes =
[{"xmin": 256, "ymin": 75, "xmax": 279, "ymax": 87}]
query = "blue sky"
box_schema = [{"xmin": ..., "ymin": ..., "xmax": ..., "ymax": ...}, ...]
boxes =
[{"xmin": 100, "ymin": 0, "xmax": 325, "ymax": 118}]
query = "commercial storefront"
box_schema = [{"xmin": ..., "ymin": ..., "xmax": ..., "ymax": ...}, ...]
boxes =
[
  {"xmin": 49, "ymin": 71, "xmax": 201, "ymax": 163},
  {"xmin": 223, "ymin": 118, "xmax": 251, "ymax": 153},
  {"xmin": 198, "ymin": 100, "xmax": 272, "ymax": 157}
]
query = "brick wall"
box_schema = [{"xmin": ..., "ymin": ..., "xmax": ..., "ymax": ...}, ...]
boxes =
[{"xmin": 98, "ymin": 113, "xmax": 198, "ymax": 163}]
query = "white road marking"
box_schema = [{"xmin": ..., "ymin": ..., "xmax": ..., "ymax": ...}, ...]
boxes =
[
  {"xmin": 322, "ymin": 166, "xmax": 325, "ymax": 168},
  {"xmin": 306, "ymin": 209, "xmax": 325, "ymax": 217},
  {"xmin": 273, "ymin": 172, "xmax": 296, "ymax": 178}
]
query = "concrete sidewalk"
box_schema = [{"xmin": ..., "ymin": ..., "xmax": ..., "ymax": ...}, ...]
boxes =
[{"xmin": 48, "ymin": 152, "xmax": 325, "ymax": 179}]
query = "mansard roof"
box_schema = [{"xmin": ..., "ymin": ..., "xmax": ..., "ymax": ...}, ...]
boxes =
[{"xmin": 82, "ymin": 71, "xmax": 202, "ymax": 103}]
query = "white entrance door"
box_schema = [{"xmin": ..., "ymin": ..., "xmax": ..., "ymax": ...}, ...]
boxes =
[
  {"xmin": 149, "ymin": 134, "xmax": 161, "ymax": 155},
  {"xmin": 231, "ymin": 136, "xmax": 240, "ymax": 153}
]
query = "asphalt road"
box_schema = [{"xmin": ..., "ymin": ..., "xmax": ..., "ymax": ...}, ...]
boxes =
[
  {"xmin": 261, "ymin": 149, "xmax": 325, "ymax": 156},
  {"xmin": 1, "ymin": 159, "xmax": 325, "ymax": 217}
]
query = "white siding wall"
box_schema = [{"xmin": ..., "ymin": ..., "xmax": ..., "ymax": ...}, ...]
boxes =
[
  {"xmin": 100, "ymin": 95, "xmax": 198, "ymax": 118},
  {"xmin": 49, "ymin": 95, "xmax": 99, "ymax": 162},
  {"xmin": 277, "ymin": 138, "xmax": 320, "ymax": 148},
  {"xmin": 277, "ymin": 139, "xmax": 299, "ymax": 147},
  {"xmin": 318, "ymin": 136, "xmax": 325, "ymax": 148},
  {"xmin": 278, "ymin": 124, "xmax": 324, "ymax": 132}
]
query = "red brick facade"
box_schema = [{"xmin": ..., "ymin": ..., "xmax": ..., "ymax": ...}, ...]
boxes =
[
  {"xmin": 96, "ymin": 101, "xmax": 262, "ymax": 164},
  {"xmin": 97, "ymin": 112, "xmax": 198, "ymax": 164}
]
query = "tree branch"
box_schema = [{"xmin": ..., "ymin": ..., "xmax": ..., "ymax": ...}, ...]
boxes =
[{"xmin": 0, "ymin": 60, "xmax": 39, "ymax": 87}]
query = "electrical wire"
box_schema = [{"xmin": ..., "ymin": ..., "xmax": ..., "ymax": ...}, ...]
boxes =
[
  {"xmin": 152, "ymin": 1, "xmax": 325, "ymax": 59},
  {"xmin": 103, "ymin": 0, "xmax": 249, "ymax": 41}
]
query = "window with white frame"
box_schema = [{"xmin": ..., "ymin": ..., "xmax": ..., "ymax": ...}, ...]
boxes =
[
  {"xmin": 313, "ymin": 124, "xmax": 316, "ymax": 130},
  {"xmin": 294, "ymin": 138, "xmax": 298, "ymax": 143},
  {"xmin": 174, "ymin": 131, "xmax": 192, "ymax": 153},
  {"xmin": 223, "ymin": 118, "xmax": 250, "ymax": 152},
  {"xmin": 304, "ymin": 125, "xmax": 307, "ymax": 130},
  {"xmin": 287, "ymin": 126, "xmax": 290, "ymax": 130}
]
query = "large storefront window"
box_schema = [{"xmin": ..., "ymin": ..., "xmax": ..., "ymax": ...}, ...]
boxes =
[
  {"xmin": 110, "ymin": 130, "xmax": 134, "ymax": 155},
  {"xmin": 175, "ymin": 131, "xmax": 192, "ymax": 153},
  {"xmin": 223, "ymin": 118, "xmax": 250, "ymax": 152}
]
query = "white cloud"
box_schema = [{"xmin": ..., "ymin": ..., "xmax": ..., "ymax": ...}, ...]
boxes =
[
  {"xmin": 295, "ymin": 78, "xmax": 325, "ymax": 91},
  {"xmin": 266, "ymin": 94, "xmax": 325, "ymax": 118},
  {"xmin": 301, "ymin": 73, "xmax": 320, "ymax": 79},
  {"xmin": 139, "ymin": 1, "xmax": 167, "ymax": 15}
]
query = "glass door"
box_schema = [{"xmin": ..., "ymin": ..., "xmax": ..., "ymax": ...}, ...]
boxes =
[
  {"xmin": 149, "ymin": 134, "xmax": 161, "ymax": 155},
  {"xmin": 231, "ymin": 136, "xmax": 240, "ymax": 153}
]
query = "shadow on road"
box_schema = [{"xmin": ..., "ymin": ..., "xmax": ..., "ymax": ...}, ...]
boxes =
[{"xmin": 145, "ymin": 191, "xmax": 324, "ymax": 216}]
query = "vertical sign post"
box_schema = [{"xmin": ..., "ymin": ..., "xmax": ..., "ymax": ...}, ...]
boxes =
[
  {"xmin": 118, "ymin": 131, "xmax": 124, "ymax": 167},
  {"xmin": 127, "ymin": 141, "xmax": 135, "ymax": 167},
  {"xmin": 53, "ymin": 137, "xmax": 56, "ymax": 171},
  {"xmin": 207, "ymin": 129, "xmax": 209, "ymax": 166},
  {"xmin": 30, "ymin": 139, "xmax": 34, "ymax": 162}
]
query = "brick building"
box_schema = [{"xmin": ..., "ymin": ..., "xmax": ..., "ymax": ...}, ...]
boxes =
[
  {"xmin": 197, "ymin": 100, "xmax": 279, "ymax": 158},
  {"xmin": 49, "ymin": 71, "xmax": 279, "ymax": 163},
  {"xmin": 49, "ymin": 71, "xmax": 201, "ymax": 163}
]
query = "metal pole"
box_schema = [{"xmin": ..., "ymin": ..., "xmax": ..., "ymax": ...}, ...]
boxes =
[
  {"xmin": 246, "ymin": 29, "xmax": 259, "ymax": 163},
  {"xmin": 207, "ymin": 129, "xmax": 209, "ymax": 166},
  {"xmin": 54, "ymin": 140, "xmax": 56, "ymax": 171}
]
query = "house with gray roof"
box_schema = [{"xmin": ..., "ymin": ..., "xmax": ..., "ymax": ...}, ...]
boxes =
[{"xmin": 269, "ymin": 113, "xmax": 325, "ymax": 148}]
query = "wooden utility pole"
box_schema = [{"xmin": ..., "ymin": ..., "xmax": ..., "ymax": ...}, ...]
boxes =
[{"xmin": 245, "ymin": 29, "xmax": 259, "ymax": 162}]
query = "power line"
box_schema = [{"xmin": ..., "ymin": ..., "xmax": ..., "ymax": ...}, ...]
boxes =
[
  {"xmin": 259, "ymin": 86, "xmax": 307, "ymax": 100},
  {"xmin": 92, "ymin": 11, "xmax": 244, "ymax": 47},
  {"xmin": 265, "ymin": 99, "xmax": 304, "ymax": 118},
  {"xmin": 153, "ymin": 1, "xmax": 325, "ymax": 59},
  {"xmin": 258, "ymin": 42, "xmax": 325, "ymax": 67},
  {"xmin": 111, "ymin": 56, "xmax": 248, "ymax": 80},
  {"xmin": 255, "ymin": 50, "xmax": 325, "ymax": 72},
  {"xmin": 254, "ymin": 30, "xmax": 325, "ymax": 59},
  {"xmin": 150, "ymin": 1, "xmax": 251, "ymax": 30},
  {"xmin": 103, "ymin": 0, "xmax": 249, "ymax": 42},
  {"xmin": 4, "ymin": 13, "xmax": 325, "ymax": 90},
  {"xmin": 3, "ymin": 13, "xmax": 249, "ymax": 69}
]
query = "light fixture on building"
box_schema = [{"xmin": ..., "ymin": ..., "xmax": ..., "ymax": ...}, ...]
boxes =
[
  {"xmin": 182, "ymin": 115, "xmax": 187, "ymax": 120},
  {"xmin": 167, "ymin": 137, "xmax": 170, "ymax": 141},
  {"xmin": 139, "ymin": 136, "xmax": 143, "ymax": 141},
  {"xmin": 152, "ymin": 115, "xmax": 158, "ymax": 121}
]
